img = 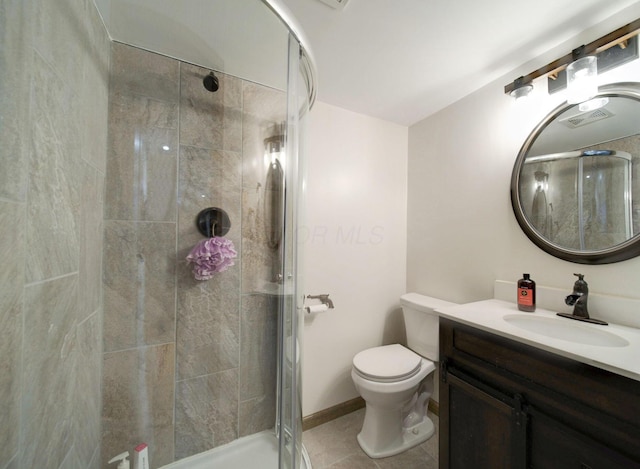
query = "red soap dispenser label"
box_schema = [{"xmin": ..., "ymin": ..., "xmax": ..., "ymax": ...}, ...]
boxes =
[{"xmin": 518, "ymin": 288, "xmax": 533, "ymax": 306}]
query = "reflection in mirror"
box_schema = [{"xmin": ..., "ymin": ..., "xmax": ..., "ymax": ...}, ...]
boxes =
[
  {"xmin": 511, "ymin": 83, "xmax": 640, "ymax": 264},
  {"xmin": 265, "ymin": 138, "xmax": 285, "ymax": 250},
  {"xmin": 520, "ymin": 150, "xmax": 634, "ymax": 250}
]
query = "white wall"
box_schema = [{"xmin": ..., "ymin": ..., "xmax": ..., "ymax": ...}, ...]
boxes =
[
  {"xmin": 407, "ymin": 5, "xmax": 640, "ymax": 310},
  {"xmin": 302, "ymin": 102, "xmax": 408, "ymax": 416},
  {"xmin": 301, "ymin": 2, "xmax": 640, "ymax": 417}
]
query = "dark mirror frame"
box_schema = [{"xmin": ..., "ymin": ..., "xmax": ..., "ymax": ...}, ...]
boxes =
[{"xmin": 510, "ymin": 82, "xmax": 640, "ymax": 264}]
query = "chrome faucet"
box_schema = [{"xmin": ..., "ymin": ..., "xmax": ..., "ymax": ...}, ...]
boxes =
[
  {"xmin": 557, "ymin": 273, "xmax": 608, "ymax": 325},
  {"xmin": 565, "ymin": 273, "xmax": 589, "ymax": 319}
]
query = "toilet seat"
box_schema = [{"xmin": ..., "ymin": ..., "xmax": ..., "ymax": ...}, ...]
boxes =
[{"xmin": 353, "ymin": 344, "xmax": 423, "ymax": 383}]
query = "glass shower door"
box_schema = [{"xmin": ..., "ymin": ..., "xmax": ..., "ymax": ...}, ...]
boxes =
[
  {"xmin": 276, "ymin": 34, "xmax": 310, "ymax": 469},
  {"xmin": 579, "ymin": 153, "xmax": 632, "ymax": 250}
]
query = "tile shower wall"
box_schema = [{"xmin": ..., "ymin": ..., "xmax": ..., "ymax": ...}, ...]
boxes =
[
  {"xmin": 102, "ymin": 43, "xmax": 286, "ymax": 467},
  {"xmin": 0, "ymin": 0, "xmax": 110, "ymax": 468},
  {"xmin": 520, "ymin": 135, "xmax": 640, "ymax": 250}
]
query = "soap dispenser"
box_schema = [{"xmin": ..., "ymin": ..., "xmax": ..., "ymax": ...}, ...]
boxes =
[
  {"xmin": 517, "ymin": 273, "xmax": 536, "ymax": 312},
  {"xmin": 108, "ymin": 451, "xmax": 130, "ymax": 469}
]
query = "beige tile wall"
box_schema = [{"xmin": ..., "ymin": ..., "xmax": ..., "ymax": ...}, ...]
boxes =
[
  {"xmin": 102, "ymin": 43, "xmax": 286, "ymax": 468},
  {"xmin": 1, "ymin": 3, "xmax": 287, "ymax": 468},
  {"xmin": 0, "ymin": 1, "xmax": 110, "ymax": 468}
]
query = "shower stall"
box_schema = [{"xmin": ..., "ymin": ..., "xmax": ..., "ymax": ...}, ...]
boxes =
[
  {"xmin": 522, "ymin": 149, "xmax": 634, "ymax": 250},
  {"xmin": 0, "ymin": 1, "xmax": 314, "ymax": 469}
]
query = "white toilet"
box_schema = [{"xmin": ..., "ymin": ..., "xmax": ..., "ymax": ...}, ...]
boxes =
[{"xmin": 351, "ymin": 293, "xmax": 455, "ymax": 458}]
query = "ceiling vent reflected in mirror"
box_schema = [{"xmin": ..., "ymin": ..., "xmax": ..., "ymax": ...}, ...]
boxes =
[{"xmin": 559, "ymin": 107, "xmax": 615, "ymax": 129}]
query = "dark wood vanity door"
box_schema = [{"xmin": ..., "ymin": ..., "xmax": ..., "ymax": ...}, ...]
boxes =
[
  {"xmin": 441, "ymin": 366, "xmax": 526, "ymax": 469},
  {"xmin": 439, "ymin": 318, "xmax": 640, "ymax": 469},
  {"xmin": 528, "ymin": 409, "xmax": 640, "ymax": 469}
]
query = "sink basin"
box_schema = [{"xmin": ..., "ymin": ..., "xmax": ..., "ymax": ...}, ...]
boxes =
[{"xmin": 503, "ymin": 314, "xmax": 629, "ymax": 347}]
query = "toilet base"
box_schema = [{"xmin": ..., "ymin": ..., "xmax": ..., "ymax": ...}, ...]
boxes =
[{"xmin": 356, "ymin": 415, "xmax": 435, "ymax": 459}]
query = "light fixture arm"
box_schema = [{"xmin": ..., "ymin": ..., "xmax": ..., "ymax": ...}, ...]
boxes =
[
  {"xmin": 513, "ymin": 76, "xmax": 528, "ymax": 89},
  {"xmin": 510, "ymin": 76, "xmax": 534, "ymax": 99},
  {"xmin": 572, "ymin": 45, "xmax": 587, "ymax": 61},
  {"xmin": 504, "ymin": 18, "xmax": 640, "ymax": 95}
]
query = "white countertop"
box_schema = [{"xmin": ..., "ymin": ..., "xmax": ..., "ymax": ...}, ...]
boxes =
[{"xmin": 436, "ymin": 299, "xmax": 640, "ymax": 382}]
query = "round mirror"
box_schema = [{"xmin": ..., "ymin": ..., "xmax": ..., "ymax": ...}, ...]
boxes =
[{"xmin": 511, "ymin": 82, "xmax": 640, "ymax": 264}]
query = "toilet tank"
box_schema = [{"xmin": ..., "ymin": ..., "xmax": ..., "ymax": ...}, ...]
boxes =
[{"xmin": 400, "ymin": 293, "xmax": 456, "ymax": 361}]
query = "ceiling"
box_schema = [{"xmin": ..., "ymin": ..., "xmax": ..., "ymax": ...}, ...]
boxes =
[
  {"xmin": 96, "ymin": 0, "xmax": 640, "ymax": 126},
  {"xmin": 279, "ymin": 0, "xmax": 640, "ymax": 125}
]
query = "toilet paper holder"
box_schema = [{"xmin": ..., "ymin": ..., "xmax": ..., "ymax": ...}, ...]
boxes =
[{"xmin": 305, "ymin": 294, "xmax": 334, "ymax": 313}]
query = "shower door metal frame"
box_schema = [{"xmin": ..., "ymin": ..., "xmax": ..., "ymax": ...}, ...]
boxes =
[{"xmin": 275, "ymin": 34, "xmax": 309, "ymax": 469}]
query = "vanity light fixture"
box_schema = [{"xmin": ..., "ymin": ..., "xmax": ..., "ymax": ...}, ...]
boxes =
[
  {"xmin": 509, "ymin": 76, "xmax": 533, "ymax": 101},
  {"xmin": 566, "ymin": 46, "xmax": 598, "ymax": 104},
  {"xmin": 504, "ymin": 18, "xmax": 640, "ymax": 100}
]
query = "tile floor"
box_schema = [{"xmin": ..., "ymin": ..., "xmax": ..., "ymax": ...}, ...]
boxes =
[{"xmin": 303, "ymin": 408, "xmax": 439, "ymax": 469}]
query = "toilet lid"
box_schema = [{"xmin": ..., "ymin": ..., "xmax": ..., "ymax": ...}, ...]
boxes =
[{"xmin": 353, "ymin": 344, "xmax": 422, "ymax": 382}]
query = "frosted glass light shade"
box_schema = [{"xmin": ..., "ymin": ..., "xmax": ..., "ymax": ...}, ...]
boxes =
[
  {"xmin": 510, "ymin": 83, "xmax": 533, "ymax": 101},
  {"xmin": 566, "ymin": 56, "xmax": 598, "ymax": 104}
]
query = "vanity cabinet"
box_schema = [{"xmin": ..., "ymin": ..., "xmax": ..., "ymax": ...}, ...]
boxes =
[{"xmin": 439, "ymin": 318, "xmax": 640, "ymax": 469}]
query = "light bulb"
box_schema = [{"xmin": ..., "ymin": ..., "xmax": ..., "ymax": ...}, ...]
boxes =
[{"xmin": 566, "ymin": 56, "xmax": 598, "ymax": 104}]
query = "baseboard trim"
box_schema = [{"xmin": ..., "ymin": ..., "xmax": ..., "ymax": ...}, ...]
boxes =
[
  {"xmin": 302, "ymin": 397, "xmax": 439, "ymax": 432},
  {"xmin": 428, "ymin": 398, "xmax": 439, "ymax": 416},
  {"xmin": 302, "ymin": 397, "xmax": 365, "ymax": 431}
]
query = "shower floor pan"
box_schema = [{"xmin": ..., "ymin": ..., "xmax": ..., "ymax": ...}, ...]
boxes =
[{"xmin": 160, "ymin": 430, "xmax": 312, "ymax": 469}]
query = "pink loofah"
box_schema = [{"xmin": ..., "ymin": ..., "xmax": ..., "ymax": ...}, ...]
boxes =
[{"xmin": 186, "ymin": 237, "xmax": 237, "ymax": 280}]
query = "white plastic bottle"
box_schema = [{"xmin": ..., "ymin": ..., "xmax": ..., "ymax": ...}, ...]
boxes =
[
  {"xmin": 134, "ymin": 443, "xmax": 149, "ymax": 469},
  {"xmin": 108, "ymin": 452, "xmax": 130, "ymax": 469}
]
